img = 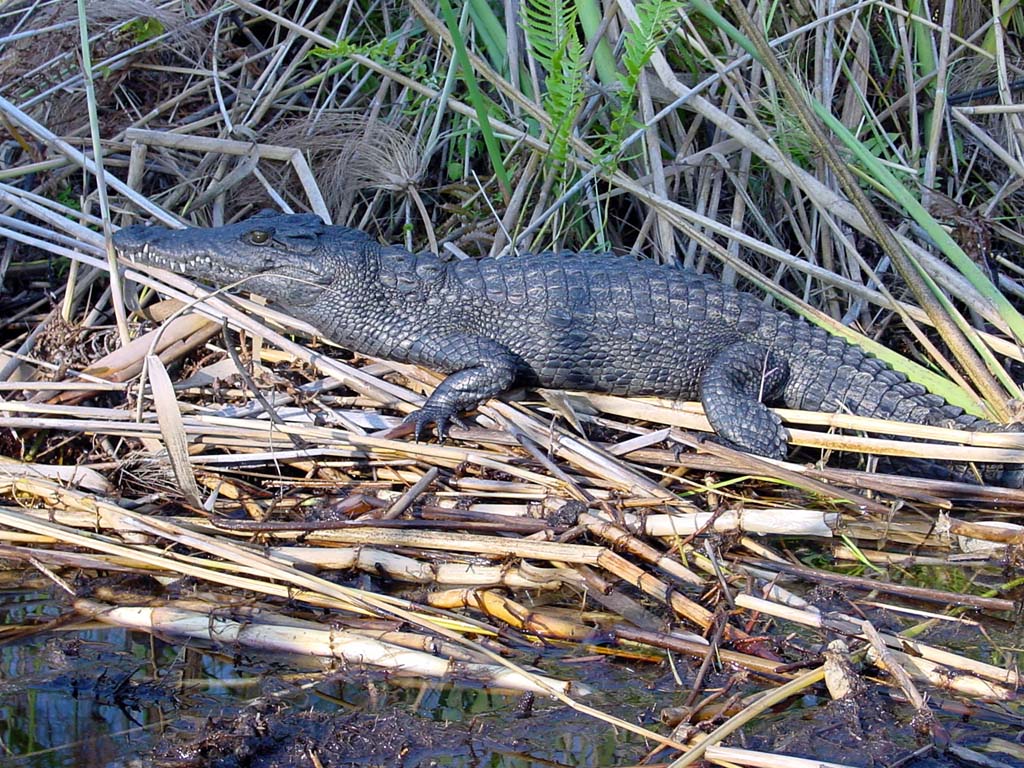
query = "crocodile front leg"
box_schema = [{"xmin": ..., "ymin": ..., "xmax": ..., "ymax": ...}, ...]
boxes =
[
  {"xmin": 699, "ymin": 341, "xmax": 790, "ymax": 459},
  {"xmin": 403, "ymin": 334, "xmax": 519, "ymax": 441}
]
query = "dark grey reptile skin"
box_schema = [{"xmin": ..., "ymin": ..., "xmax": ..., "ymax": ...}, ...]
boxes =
[{"xmin": 113, "ymin": 211, "xmax": 1024, "ymax": 486}]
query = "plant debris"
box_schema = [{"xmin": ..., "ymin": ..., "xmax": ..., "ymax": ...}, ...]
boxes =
[{"xmin": 0, "ymin": 2, "xmax": 1022, "ymax": 766}]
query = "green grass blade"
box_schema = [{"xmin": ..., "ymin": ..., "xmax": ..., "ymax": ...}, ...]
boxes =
[
  {"xmin": 465, "ymin": 0, "xmax": 510, "ymax": 74},
  {"xmin": 438, "ymin": 0, "xmax": 512, "ymax": 200}
]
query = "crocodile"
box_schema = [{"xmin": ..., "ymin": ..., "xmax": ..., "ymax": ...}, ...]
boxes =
[{"xmin": 113, "ymin": 210, "xmax": 1023, "ymax": 486}]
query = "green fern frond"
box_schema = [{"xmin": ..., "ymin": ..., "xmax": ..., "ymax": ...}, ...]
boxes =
[
  {"xmin": 622, "ymin": 0, "xmax": 682, "ymax": 80},
  {"xmin": 522, "ymin": 0, "xmax": 586, "ymax": 182},
  {"xmin": 608, "ymin": 0, "xmax": 684, "ymax": 158},
  {"xmin": 522, "ymin": 0, "xmax": 577, "ymax": 71}
]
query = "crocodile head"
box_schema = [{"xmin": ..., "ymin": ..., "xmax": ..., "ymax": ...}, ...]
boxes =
[{"xmin": 113, "ymin": 211, "xmax": 347, "ymax": 307}]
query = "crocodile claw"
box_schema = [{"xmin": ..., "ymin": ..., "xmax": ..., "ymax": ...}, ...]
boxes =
[{"xmin": 403, "ymin": 406, "xmax": 468, "ymax": 443}]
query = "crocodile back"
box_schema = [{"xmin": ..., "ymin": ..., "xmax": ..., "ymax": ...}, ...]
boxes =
[{"xmin": 431, "ymin": 253, "xmax": 783, "ymax": 397}]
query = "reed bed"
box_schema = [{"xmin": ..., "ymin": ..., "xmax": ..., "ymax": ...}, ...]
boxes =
[{"xmin": 0, "ymin": 0, "xmax": 1021, "ymax": 764}]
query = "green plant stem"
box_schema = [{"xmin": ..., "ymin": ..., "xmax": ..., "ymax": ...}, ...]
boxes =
[
  {"xmin": 465, "ymin": 0, "xmax": 508, "ymax": 70},
  {"xmin": 576, "ymin": 0, "xmax": 619, "ymax": 87},
  {"xmin": 438, "ymin": 0, "xmax": 512, "ymax": 201}
]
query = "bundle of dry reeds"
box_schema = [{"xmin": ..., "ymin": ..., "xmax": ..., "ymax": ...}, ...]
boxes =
[{"xmin": 0, "ymin": 1, "xmax": 1021, "ymax": 765}]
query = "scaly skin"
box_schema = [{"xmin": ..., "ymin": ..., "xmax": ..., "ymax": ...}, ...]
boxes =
[{"xmin": 113, "ymin": 211, "xmax": 1023, "ymax": 486}]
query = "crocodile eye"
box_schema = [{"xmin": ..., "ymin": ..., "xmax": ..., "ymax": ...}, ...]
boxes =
[{"xmin": 247, "ymin": 230, "xmax": 271, "ymax": 245}]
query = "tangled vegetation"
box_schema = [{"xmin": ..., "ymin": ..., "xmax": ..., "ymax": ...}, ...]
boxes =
[{"xmin": 0, "ymin": 1, "xmax": 1022, "ymax": 766}]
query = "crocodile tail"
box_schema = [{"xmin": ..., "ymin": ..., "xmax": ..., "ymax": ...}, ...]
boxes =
[
  {"xmin": 938, "ymin": 416, "xmax": 1024, "ymax": 487},
  {"xmin": 784, "ymin": 328, "xmax": 1023, "ymax": 486}
]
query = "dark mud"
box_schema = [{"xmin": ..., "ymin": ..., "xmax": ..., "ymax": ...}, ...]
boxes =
[
  {"xmin": 2, "ymin": 581, "xmax": 1023, "ymax": 767},
  {"xmin": 0, "ymin": 599, "xmax": 649, "ymax": 767}
]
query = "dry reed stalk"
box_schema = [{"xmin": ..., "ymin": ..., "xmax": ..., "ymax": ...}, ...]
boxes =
[
  {"xmin": 427, "ymin": 588, "xmax": 593, "ymax": 641},
  {"xmin": 595, "ymin": 549, "xmax": 729, "ymax": 638},
  {"xmin": 0, "ymin": 505, "xmax": 381, "ymax": 614},
  {"xmin": 0, "ymin": 542, "xmax": 145, "ymax": 571},
  {"xmin": 3, "ymin": 479, "xmax": 671, "ymax": 728},
  {"xmin": 666, "ymin": 432, "xmax": 899, "ymax": 517},
  {"xmin": 73, "ymin": 598, "xmax": 585, "ymax": 696},
  {"xmin": 4, "ymin": 471, "xmax": 721, "ymax": 648},
  {"xmin": 0, "ymin": 457, "xmax": 111, "ymax": 494},
  {"xmin": 642, "ymin": 509, "xmax": 839, "ymax": 538},
  {"xmin": 122, "ymin": 129, "xmax": 330, "ymax": 218},
  {"xmin": 163, "ymin": 600, "xmax": 479, "ymax": 656},
  {"xmin": 576, "ymin": 391, "xmax": 1024, "ymax": 455},
  {"xmin": 146, "ymin": 354, "xmax": 203, "ymax": 507},
  {"xmin": 612, "ymin": 625, "xmax": 786, "ymax": 676},
  {"xmin": 0, "ymin": 478, "xmax": 485, "ymax": 623},
  {"xmin": 0, "ymin": 483, "xmax": 593, "ymax": 572},
  {"xmin": 948, "ymin": 517, "xmax": 1024, "ymax": 546},
  {"xmin": 832, "ymin": 547, "xmax": 990, "ymax": 567},
  {"xmin": 865, "ymin": 644, "xmax": 1014, "ymax": 701},
  {"xmin": 643, "ymin": 445, "xmax": 1023, "ymax": 506},
  {"xmin": 272, "ymin": 546, "xmax": 573, "ymax": 590},
  {"xmin": 489, "ymin": 400, "xmax": 686, "ymax": 502},
  {"xmin": 339, "ymin": 628, "xmax": 485, "ymax": 663},
  {"xmin": 842, "ymin": 518, "xmax": 950, "ymax": 549},
  {"xmin": 377, "ymin": 465, "xmax": 438, "ymax": 520},
  {"xmin": 305, "ymin": 527, "xmax": 603, "ymax": 564},
  {"xmin": 0, "ymin": 381, "xmax": 127, "ymax": 393},
  {"xmin": 37, "ymin": 485, "xmax": 675, "ymax": 746},
  {"xmin": 667, "ymin": 666, "xmax": 828, "ymax": 767},
  {"xmin": 2, "ymin": 487, "xmax": 587, "ymax": 591},
  {"xmin": 579, "ymin": 512, "xmax": 705, "ymax": 585},
  {"xmin": 737, "ymin": 559, "xmax": 1015, "ymax": 612},
  {"xmin": 0, "ymin": 96, "xmax": 174, "ymax": 223},
  {"xmin": 449, "ymin": 476, "xmax": 552, "ymax": 496},
  {"xmin": 49, "ymin": 314, "xmax": 217, "ymax": 404},
  {"xmin": 859, "ymin": 619, "xmax": 932, "ymax": 716},
  {"xmin": 703, "ymin": 745, "xmax": 858, "ymax": 768},
  {"xmin": 735, "ymin": 595, "xmax": 1018, "ymax": 698}
]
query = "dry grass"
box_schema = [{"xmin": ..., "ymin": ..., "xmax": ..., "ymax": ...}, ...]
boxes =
[{"xmin": 0, "ymin": 0, "xmax": 1022, "ymax": 764}]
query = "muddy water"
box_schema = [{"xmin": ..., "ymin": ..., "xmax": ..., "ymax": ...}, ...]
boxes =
[
  {"xmin": 3, "ymin": 586, "xmax": 1022, "ymax": 767},
  {"xmin": 1, "ymin": 594, "xmax": 652, "ymax": 767}
]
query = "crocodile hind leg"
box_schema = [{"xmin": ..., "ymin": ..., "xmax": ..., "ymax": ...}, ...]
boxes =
[{"xmin": 699, "ymin": 342, "xmax": 791, "ymax": 459}]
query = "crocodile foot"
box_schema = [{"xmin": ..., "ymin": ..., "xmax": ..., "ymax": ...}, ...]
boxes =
[{"xmin": 403, "ymin": 406, "xmax": 469, "ymax": 443}]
